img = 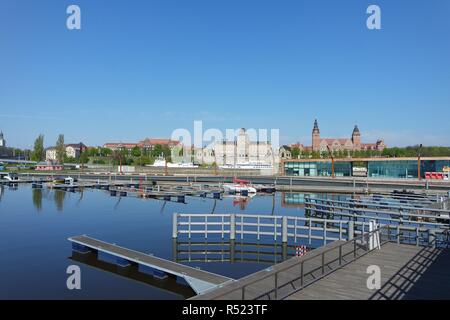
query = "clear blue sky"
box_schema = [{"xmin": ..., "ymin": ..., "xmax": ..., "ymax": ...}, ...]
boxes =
[{"xmin": 1, "ymin": 0, "xmax": 449, "ymax": 149}]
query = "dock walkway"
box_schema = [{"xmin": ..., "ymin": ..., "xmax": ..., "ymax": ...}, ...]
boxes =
[
  {"xmin": 68, "ymin": 235, "xmax": 233, "ymax": 295},
  {"xmin": 191, "ymin": 240, "xmax": 450, "ymax": 300},
  {"xmin": 288, "ymin": 242, "xmax": 450, "ymax": 300}
]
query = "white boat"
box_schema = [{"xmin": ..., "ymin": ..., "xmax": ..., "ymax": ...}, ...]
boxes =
[
  {"xmin": 149, "ymin": 156, "xmax": 199, "ymax": 168},
  {"xmin": 219, "ymin": 161, "xmax": 273, "ymax": 170},
  {"xmin": 223, "ymin": 184, "xmax": 257, "ymax": 194},
  {"xmin": 3, "ymin": 173, "xmax": 19, "ymax": 181},
  {"xmin": 223, "ymin": 178, "xmax": 257, "ymax": 194}
]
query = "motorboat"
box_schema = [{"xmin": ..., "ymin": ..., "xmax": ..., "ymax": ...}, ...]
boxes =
[
  {"xmin": 3, "ymin": 173, "xmax": 19, "ymax": 181},
  {"xmin": 222, "ymin": 177, "xmax": 257, "ymax": 195}
]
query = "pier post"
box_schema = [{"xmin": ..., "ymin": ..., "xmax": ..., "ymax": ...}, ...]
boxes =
[
  {"xmin": 429, "ymin": 229, "xmax": 436, "ymax": 248},
  {"xmin": 172, "ymin": 213, "xmax": 178, "ymax": 238},
  {"xmin": 282, "ymin": 243, "xmax": 287, "ymax": 261},
  {"xmin": 282, "ymin": 216, "xmax": 288, "ymax": 243},
  {"xmin": 230, "ymin": 239, "xmax": 235, "ymax": 263},
  {"xmin": 172, "ymin": 238, "xmax": 178, "ymax": 262},
  {"xmin": 348, "ymin": 221, "xmax": 354, "ymax": 241},
  {"xmin": 230, "ymin": 214, "xmax": 236, "ymax": 240}
]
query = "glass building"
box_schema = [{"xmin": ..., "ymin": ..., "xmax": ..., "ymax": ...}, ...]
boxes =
[{"xmin": 283, "ymin": 158, "xmax": 450, "ymax": 179}]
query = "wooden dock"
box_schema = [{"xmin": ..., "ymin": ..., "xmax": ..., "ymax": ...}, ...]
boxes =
[
  {"xmin": 191, "ymin": 233, "xmax": 450, "ymax": 300},
  {"xmin": 68, "ymin": 235, "xmax": 233, "ymax": 295},
  {"xmin": 287, "ymin": 243, "xmax": 450, "ymax": 300}
]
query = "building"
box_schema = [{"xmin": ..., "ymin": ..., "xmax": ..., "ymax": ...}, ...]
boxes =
[
  {"xmin": 45, "ymin": 143, "xmax": 87, "ymax": 161},
  {"xmin": 309, "ymin": 119, "xmax": 386, "ymax": 153},
  {"xmin": 192, "ymin": 128, "xmax": 276, "ymax": 166},
  {"xmin": 282, "ymin": 157, "xmax": 450, "ymax": 179},
  {"xmin": 45, "ymin": 148, "xmax": 57, "ymax": 161},
  {"xmin": 102, "ymin": 142, "xmax": 139, "ymax": 152},
  {"xmin": 65, "ymin": 143, "xmax": 87, "ymax": 158},
  {"xmin": 138, "ymin": 138, "xmax": 180, "ymax": 152},
  {"xmin": 35, "ymin": 161, "xmax": 63, "ymax": 171},
  {"xmin": 0, "ymin": 131, "xmax": 5, "ymax": 148}
]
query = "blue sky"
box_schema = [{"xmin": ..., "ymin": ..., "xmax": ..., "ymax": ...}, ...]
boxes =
[{"xmin": 0, "ymin": 0, "xmax": 449, "ymax": 149}]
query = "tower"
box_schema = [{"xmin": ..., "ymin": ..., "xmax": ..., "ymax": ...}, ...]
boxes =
[
  {"xmin": 312, "ymin": 119, "xmax": 320, "ymax": 151},
  {"xmin": 0, "ymin": 131, "xmax": 5, "ymax": 148},
  {"xmin": 352, "ymin": 125, "xmax": 361, "ymax": 150}
]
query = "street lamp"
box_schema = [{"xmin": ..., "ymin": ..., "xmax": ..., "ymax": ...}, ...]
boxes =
[{"xmin": 327, "ymin": 145, "xmax": 335, "ymax": 178}]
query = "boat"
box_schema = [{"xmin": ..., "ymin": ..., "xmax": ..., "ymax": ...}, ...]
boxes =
[
  {"xmin": 222, "ymin": 177, "xmax": 257, "ymax": 195},
  {"xmin": 3, "ymin": 173, "xmax": 19, "ymax": 182},
  {"xmin": 149, "ymin": 156, "xmax": 199, "ymax": 168},
  {"xmin": 219, "ymin": 161, "xmax": 273, "ymax": 170}
]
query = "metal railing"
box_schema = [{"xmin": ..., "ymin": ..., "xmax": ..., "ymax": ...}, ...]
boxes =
[
  {"xmin": 305, "ymin": 198, "xmax": 450, "ymax": 228},
  {"xmin": 214, "ymin": 227, "xmax": 385, "ymax": 300},
  {"xmin": 174, "ymin": 213, "xmax": 353, "ymax": 244},
  {"xmin": 202, "ymin": 224, "xmax": 449, "ymax": 300}
]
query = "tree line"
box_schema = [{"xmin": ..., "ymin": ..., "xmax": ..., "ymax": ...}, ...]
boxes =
[{"xmin": 288, "ymin": 145, "xmax": 450, "ymax": 159}]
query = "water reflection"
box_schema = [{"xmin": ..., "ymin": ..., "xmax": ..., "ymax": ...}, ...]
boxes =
[
  {"xmin": 32, "ymin": 189, "xmax": 43, "ymax": 212},
  {"xmin": 0, "ymin": 185, "xmax": 4, "ymax": 202},
  {"xmin": 70, "ymin": 251, "xmax": 194, "ymax": 299},
  {"xmin": 281, "ymin": 192, "xmax": 349, "ymax": 208},
  {"xmin": 173, "ymin": 239, "xmax": 302, "ymax": 265},
  {"xmin": 54, "ymin": 190, "xmax": 66, "ymax": 211}
]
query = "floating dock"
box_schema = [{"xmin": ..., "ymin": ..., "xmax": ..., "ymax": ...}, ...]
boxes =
[{"xmin": 68, "ymin": 235, "xmax": 234, "ymax": 294}]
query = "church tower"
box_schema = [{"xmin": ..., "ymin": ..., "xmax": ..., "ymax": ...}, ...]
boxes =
[
  {"xmin": 352, "ymin": 125, "xmax": 361, "ymax": 150},
  {"xmin": 0, "ymin": 131, "xmax": 5, "ymax": 148},
  {"xmin": 312, "ymin": 119, "xmax": 320, "ymax": 151}
]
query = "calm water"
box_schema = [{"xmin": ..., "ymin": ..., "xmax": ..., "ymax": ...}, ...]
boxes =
[{"xmin": 0, "ymin": 184, "xmax": 343, "ymax": 299}]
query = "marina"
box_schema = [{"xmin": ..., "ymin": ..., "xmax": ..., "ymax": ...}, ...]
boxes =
[{"xmin": 1, "ymin": 176, "xmax": 450, "ymax": 299}]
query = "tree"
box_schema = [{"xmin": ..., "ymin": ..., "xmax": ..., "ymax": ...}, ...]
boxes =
[
  {"xmin": 131, "ymin": 146, "xmax": 141, "ymax": 157},
  {"xmin": 31, "ymin": 134, "xmax": 45, "ymax": 161},
  {"xmin": 56, "ymin": 134, "xmax": 65, "ymax": 163},
  {"xmin": 291, "ymin": 147, "xmax": 300, "ymax": 159},
  {"xmin": 79, "ymin": 151, "xmax": 89, "ymax": 164}
]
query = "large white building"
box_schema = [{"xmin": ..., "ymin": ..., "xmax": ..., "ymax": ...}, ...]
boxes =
[{"xmin": 191, "ymin": 128, "xmax": 276, "ymax": 166}]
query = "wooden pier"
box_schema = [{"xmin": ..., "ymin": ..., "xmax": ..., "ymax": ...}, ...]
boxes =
[
  {"xmin": 68, "ymin": 235, "xmax": 233, "ymax": 295},
  {"xmin": 191, "ymin": 227, "xmax": 450, "ymax": 300}
]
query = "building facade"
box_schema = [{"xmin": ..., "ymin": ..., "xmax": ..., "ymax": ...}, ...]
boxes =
[
  {"xmin": 191, "ymin": 128, "xmax": 275, "ymax": 166},
  {"xmin": 283, "ymin": 157, "xmax": 450, "ymax": 179},
  {"xmin": 310, "ymin": 119, "xmax": 386, "ymax": 153}
]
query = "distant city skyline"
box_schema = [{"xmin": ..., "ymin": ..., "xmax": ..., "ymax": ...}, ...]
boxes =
[{"xmin": 1, "ymin": 1, "xmax": 449, "ymax": 149}]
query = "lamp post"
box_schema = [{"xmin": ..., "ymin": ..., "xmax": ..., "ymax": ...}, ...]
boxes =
[
  {"xmin": 327, "ymin": 145, "xmax": 335, "ymax": 178},
  {"xmin": 417, "ymin": 144, "xmax": 423, "ymax": 181}
]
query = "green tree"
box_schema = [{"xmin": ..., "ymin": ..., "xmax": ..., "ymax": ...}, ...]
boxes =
[
  {"xmin": 79, "ymin": 151, "xmax": 89, "ymax": 164},
  {"xmin": 131, "ymin": 146, "xmax": 141, "ymax": 157},
  {"xmin": 291, "ymin": 147, "xmax": 300, "ymax": 159},
  {"xmin": 151, "ymin": 144, "xmax": 163, "ymax": 158},
  {"xmin": 56, "ymin": 134, "xmax": 65, "ymax": 163},
  {"xmin": 31, "ymin": 134, "xmax": 45, "ymax": 161}
]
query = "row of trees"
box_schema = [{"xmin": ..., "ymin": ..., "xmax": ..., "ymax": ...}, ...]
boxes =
[{"xmin": 288, "ymin": 145, "xmax": 450, "ymax": 160}]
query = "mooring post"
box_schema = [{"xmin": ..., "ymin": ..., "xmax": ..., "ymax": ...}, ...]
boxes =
[
  {"xmin": 282, "ymin": 216, "xmax": 288, "ymax": 243},
  {"xmin": 230, "ymin": 214, "xmax": 236, "ymax": 240},
  {"xmin": 172, "ymin": 213, "xmax": 178, "ymax": 238},
  {"xmin": 429, "ymin": 229, "xmax": 436, "ymax": 248},
  {"xmin": 348, "ymin": 221, "xmax": 354, "ymax": 241}
]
